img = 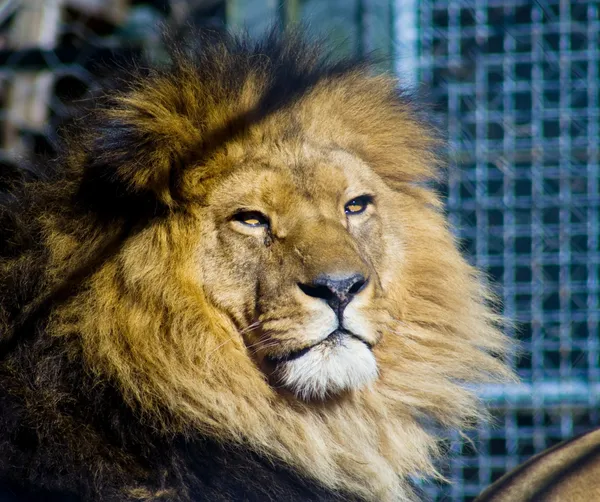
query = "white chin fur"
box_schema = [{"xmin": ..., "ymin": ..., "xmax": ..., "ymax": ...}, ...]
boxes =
[{"xmin": 275, "ymin": 337, "xmax": 378, "ymax": 400}]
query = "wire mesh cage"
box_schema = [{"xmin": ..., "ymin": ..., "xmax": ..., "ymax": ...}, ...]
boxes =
[{"xmin": 412, "ymin": 0, "xmax": 600, "ymax": 499}]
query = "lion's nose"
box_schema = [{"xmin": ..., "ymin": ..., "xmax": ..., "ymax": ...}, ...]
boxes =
[{"xmin": 298, "ymin": 273, "xmax": 368, "ymax": 317}]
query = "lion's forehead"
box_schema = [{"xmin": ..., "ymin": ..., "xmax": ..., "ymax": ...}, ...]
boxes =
[{"xmin": 205, "ymin": 143, "xmax": 380, "ymax": 214}]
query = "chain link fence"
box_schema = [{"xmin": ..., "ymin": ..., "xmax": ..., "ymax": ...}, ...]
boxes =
[{"xmin": 1, "ymin": 1, "xmax": 598, "ymax": 500}]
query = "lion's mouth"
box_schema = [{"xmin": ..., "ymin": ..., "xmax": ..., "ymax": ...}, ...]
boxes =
[{"xmin": 266, "ymin": 329, "xmax": 372, "ymax": 364}]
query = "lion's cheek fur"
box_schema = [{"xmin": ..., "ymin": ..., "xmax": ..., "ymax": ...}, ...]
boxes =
[{"xmin": 46, "ymin": 226, "xmax": 414, "ymax": 500}]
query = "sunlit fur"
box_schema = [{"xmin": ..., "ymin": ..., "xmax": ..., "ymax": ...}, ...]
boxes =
[
  {"xmin": 0, "ymin": 32, "xmax": 513, "ymax": 501},
  {"xmin": 476, "ymin": 428, "xmax": 600, "ymax": 502}
]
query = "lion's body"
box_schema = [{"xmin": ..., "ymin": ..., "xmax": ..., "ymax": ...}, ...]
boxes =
[
  {"xmin": 0, "ymin": 32, "xmax": 512, "ymax": 501},
  {"xmin": 475, "ymin": 428, "xmax": 600, "ymax": 502}
]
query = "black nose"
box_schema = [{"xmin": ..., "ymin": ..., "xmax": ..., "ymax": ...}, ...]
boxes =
[{"xmin": 298, "ymin": 273, "xmax": 368, "ymax": 317}]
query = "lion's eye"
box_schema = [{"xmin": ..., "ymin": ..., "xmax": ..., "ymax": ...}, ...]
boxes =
[
  {"xmin": 344, "ymin": 195, "xmax": 373, "ymax": 215},
  {"xmin": 233, "ymin": 211, "xmax": 270, "ymax": 228}
]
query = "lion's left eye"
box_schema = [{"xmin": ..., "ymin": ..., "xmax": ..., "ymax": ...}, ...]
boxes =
[{"xmin": 344, "ymin": 195, "xmax": 373, "ymax": 215}]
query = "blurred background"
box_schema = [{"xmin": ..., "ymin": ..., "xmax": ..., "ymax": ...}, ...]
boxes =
[{"xmin": 0, "ymin": 0, "xmax": 597, "ymax": 500}]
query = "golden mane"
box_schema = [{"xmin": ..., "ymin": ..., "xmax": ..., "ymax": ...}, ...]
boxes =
[{"xmin": 1, "ymin": 32, "xmax": 513, "ymax": 501}]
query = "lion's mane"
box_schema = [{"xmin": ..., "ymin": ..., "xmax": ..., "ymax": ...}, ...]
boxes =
[{"xmin": 0, "ymin": 31, "xmax": 512, "ymax": 501}]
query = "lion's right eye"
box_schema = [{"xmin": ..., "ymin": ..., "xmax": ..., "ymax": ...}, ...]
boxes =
[{"xmin": 232, "ymin": 211, "xmax": 270, "ymax": 228}]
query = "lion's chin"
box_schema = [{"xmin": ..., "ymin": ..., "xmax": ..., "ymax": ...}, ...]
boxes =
[{"xmin": 272, "ymin": 337, "xmax": 378, "ymax": 400}]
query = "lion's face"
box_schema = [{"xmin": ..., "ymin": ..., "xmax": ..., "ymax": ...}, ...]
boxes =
[{"xmin": 195, "ymin": 145, "xmax": 402, "ymax": 399}]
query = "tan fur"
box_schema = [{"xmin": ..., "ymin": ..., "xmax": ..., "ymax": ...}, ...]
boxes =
[
  {"xmin": 31, "ymin": 40, "xmax": 515, "ymax": 501},
  {"xmin": 476, "ymin": 428, "xmax": 600, "ymax": 501}
]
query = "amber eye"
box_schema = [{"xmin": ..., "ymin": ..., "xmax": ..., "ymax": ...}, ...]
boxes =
[
  {"xmin": 344, "ymin": 195, "xmax": 373, "ymax": 215},
  {"xmin": 232, "ymin": 211, "xmax": 270, "ymax": 228}
]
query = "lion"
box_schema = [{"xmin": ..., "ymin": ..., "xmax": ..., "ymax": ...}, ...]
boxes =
[
  {"xmin": 0, "ymin": 31, "xmax": 512, "ymax": 501},
  {"xmin": 476, "ymin": 427, "xmax": 600, "ymax": 501}
]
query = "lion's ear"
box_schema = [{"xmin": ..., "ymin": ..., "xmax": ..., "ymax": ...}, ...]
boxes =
[{"xmin": 80, "ymin": 81, "xmax": 201, "ymax": 210}]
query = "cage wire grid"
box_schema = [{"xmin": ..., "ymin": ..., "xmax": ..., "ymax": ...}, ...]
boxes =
[
  {"xmin": 409, "ymin": 0, "xmax": 600, "ymax": 500},
  {"xmin": 0, "ymin": 0, "xmax": 599, "ymax": 501}
]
